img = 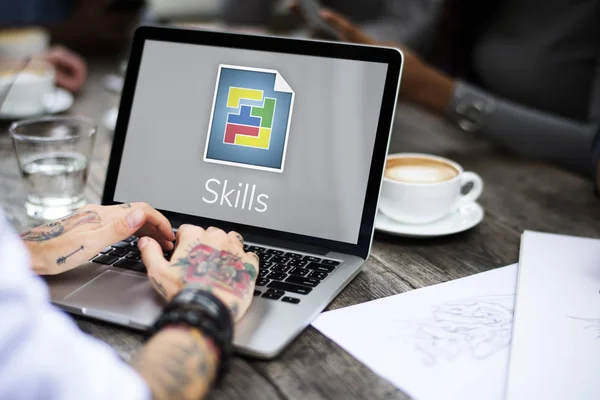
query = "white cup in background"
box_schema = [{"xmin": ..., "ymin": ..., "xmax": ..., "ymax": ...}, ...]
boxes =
[
  {"xmin": 0, "ymin": 28, "xmax": 49, "ymax": 59},
  {"xmin": 0, "ymin": 59, "xmax": 55, "ymax": 116},
  {"xmin": 379, "ymin": 153, "xmax": 484, "ymax": 224}
]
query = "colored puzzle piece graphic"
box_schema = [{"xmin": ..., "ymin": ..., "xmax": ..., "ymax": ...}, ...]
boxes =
[
  {"xmin": 227, "ymin": 105, "xmax": 261, "ymax": 127},
  {"xmin": 250, "ymin": 98, "xmax": 275, "ymax": 129},
  {"xmin": 224, "ymin": 123, "xmax": 260, "ymax": 144},
  {"xmin": 227, "ymin": 87, "xmax": 263, "ymax": 109},
  {"xmin": 223, "ymin": 88, "xmax": 276, "ymax": 150},
  {"xmin": 235, "ymin": 127, "xmax": 271, "ymax": 149}
]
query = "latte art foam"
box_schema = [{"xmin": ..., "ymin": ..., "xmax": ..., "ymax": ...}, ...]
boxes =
[{"xmin": 385, "ymin": 157, "xmax": 459, "ymax": 183}]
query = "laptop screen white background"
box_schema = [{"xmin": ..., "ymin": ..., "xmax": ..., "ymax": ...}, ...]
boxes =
[{"xmin": 114, "ymin": 40, "xmax": 388, "ymax": 244}]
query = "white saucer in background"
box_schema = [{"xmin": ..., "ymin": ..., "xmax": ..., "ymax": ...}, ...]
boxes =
[
  {"xmin": 0, "ymin": 87, "xmax": 73, "ymax": 120},
  {"xmin": 375, "ymin": 202, "xmax": 484, "ymax": 238},
  {"xmin": 103, "ymin": 107, "xmax": 118, "ymax": 131}
]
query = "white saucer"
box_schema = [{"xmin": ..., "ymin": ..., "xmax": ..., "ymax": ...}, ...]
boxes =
[
  {"xmin": 0, "ymin": 87, "xmax": 74, "ymax": 120},
  {"xmin": 375, "ymin": 202, "xmax": 484, "ymax": 238}
]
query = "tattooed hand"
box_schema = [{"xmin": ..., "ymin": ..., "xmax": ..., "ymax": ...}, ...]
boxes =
[
  {"xmin": 21, "ymin": 203, "xmax": 175, "ymax": 275},
  {"xmin": 139, "ymin": 225, "xmax": 259, "ymax": 322}
]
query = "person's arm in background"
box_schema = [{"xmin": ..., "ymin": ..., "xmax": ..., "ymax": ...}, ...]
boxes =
[
  {"xmin": 446, "ymin": 81, "xmax": 599, "ymax": 176},
  {"xmin": 318, "ymin": 9, "xmax": 600, "ymax": 176}
]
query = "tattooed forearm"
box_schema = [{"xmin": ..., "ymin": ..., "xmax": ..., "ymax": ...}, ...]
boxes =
[
  {"xmin": 172, "ymin": 243, "xmax": 257, "ymax": 300},
  {"xmin": 132, "ymin": 327, "xmax": 218, "ymax": 400},
  {"xmin": 56, "ymin": 245, "xmax": 84, "ymax": 265},
  {"xmin": 20, "ymin": 211, "xmax": 101, "ymax": 242}
]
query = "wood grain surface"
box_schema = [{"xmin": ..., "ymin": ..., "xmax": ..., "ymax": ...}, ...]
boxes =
[{"xmin": 1, "ymin": 60, "xmax": 599, "ymax": 400}]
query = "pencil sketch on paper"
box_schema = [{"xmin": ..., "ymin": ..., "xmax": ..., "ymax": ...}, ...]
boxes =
[
  {"xmin": 569, "ymin": 316, "xmax": 600, "ymax": 338},
  {"xmin": 394, "ymin": 295, "xmax": 515, "ymax": 367},
  {"xmin": 568, "ymin": 290, "xmax": 600, "ymax": 339}
]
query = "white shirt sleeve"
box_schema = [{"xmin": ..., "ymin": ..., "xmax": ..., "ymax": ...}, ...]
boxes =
[{"xmin": 0, "ymin": 212, "xmax": 151, "ymax": 400}]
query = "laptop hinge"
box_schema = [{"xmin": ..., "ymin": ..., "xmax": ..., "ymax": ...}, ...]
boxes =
[{"xmin": 243, "ymin": 233, "xmax": 330, "ymax": 256}]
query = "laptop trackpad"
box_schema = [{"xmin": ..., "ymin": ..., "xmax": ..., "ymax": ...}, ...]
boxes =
[{"xmin": 64, "ymin": 270, "xmax": 164, "ymax": 327}]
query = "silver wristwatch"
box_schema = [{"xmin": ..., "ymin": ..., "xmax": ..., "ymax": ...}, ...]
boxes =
[{"xmin": 446, "ymin": 81, "xmax": 496, "ymax": 133}]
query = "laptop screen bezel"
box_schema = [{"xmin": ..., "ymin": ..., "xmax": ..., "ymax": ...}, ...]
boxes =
[{"xmin": 102, "ymin": 26, "xmax": 402, "ymax": 259}]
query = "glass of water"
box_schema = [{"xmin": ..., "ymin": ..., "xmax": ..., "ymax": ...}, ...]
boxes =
[{"xmin": 10, "ymin": 116, "xmax": 97, "ymax": 220}]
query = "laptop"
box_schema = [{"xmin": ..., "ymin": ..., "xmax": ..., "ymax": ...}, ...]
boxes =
[{"xmin": 45, "ymin": 26, "xmax": 403, "ymax": 359}]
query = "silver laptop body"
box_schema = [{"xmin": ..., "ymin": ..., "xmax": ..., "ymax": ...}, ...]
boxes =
[{"xmin": 46, "ymin": 26, "xmax": 403, "ymax": 359}]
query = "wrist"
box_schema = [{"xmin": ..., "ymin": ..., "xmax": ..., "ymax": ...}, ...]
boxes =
[
  {"xmin": 150, "ymin": 288, "xmax": 234, "ymax": 386},
  {"xmin": 444, "ymin": 81, "xmax": 496, "ymax": 133},
  {"xmin": 24, "ymin": 243, "xmax": 51, "ymax": 275},
  {"xmin": 162, "ymin": 325, "xmax": 222, "ymax": 363},
  {"xmin": 134, "ymin": 325, "xmax": 220, "ymax": 400}
]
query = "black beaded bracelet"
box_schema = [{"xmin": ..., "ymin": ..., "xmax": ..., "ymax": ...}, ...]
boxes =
[{"xmin": 149, "ymin": 289, "xmax": 234, "ymax": 386}]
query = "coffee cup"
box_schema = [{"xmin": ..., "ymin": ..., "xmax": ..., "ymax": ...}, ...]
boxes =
[
  {"xmin": 0, "ymin": 59, "xmax": 55, "ymax": 116},
  {"xmin": 0, "ymin": 28, "xmax": 49, "ymax": 59},
  {"xmin": 379, "ymin": 153, "xmax": 483, "ymax": 224}
]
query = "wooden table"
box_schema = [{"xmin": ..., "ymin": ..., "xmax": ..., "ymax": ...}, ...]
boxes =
[{"xmin": 2, "ymin": 61, "xmax": 600, "ymax": 400}]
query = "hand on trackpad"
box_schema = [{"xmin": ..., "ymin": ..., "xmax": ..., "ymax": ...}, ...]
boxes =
[{"xmin": 64, "ymin": 270, "xmax": 164, "ymax": 326}]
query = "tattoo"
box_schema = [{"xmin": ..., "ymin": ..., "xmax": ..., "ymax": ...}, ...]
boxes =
[
  {"xmin": 20, "ymin": 211, "xmax": 101, "ymax": 242},
  {"xmin": 120, "ymin": 203, "xmax": 132, "ymax": 209},
  {"xmin": 132, "ymin": 328, "xmax": 217, "ymax": 400},
  {"xmin": 151, "ymin": 277, "xmax": 169, "ymax": 300},
  {"xmin": 235, "ymin": 234, "xmax": 243, "ymax": 245},
  {"xmin": 173, "ymin": 243, "xmax": 257, "ymax": 300},
  {"xmin": 56, "ymin": 245, "xmax": 84, "ymax": 265}
]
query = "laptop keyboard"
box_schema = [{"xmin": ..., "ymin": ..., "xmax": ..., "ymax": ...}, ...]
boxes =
[
  {"xmin": 91, "ymin": 236, "xmax": 342, "ymax": 306},
  {"xmin": 91, "ymin": 236, "xmax": 165, "ymax": 274},
  {"xmin": 245, "ymin": 244, "xmax": 342, "ymax": 304}
]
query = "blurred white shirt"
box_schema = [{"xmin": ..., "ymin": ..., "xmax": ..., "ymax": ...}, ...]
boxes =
[{"xmin": 0, "ymin": 210, "xmax": 150, "ymax": 400}]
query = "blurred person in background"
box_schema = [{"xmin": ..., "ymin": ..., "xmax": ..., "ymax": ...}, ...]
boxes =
[
  {"xmin": 291, "ymin": 0, "xmax": 599, "ymax": 176},
  {"xmin": 223, "ymin": 0, "xmax": 442, "ymax": 53},
  {"xmin": 0, "ymin": 0, "xmax": 144, "ymax": 56}
]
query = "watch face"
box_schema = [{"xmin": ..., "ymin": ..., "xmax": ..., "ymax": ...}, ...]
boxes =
[
  {"xmin": 449, "ymin": 83, "xmax": 496, "ymax": 133},
  {"xmin": 456, "ymin": 98, "xmax": 494, "ymax": 132}
]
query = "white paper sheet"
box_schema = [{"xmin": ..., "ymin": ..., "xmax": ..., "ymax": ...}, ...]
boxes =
[
  {"xmin": 506, "ymin": 232, "xmax": 600, "ymax": 400},
  {"xmin": 312, "ymin": 265, "xmax": 518, "ymax": 400}
]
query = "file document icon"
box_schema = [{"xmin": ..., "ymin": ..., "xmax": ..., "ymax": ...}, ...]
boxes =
[{"xmin": 204, "ymin": 65, "xmax": 295, "ymax": 173}]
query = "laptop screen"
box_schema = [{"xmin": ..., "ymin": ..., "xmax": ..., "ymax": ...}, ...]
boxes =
[{"xmin": 113, "ymin": 39, "xmax": 389, "ymax": 245}]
